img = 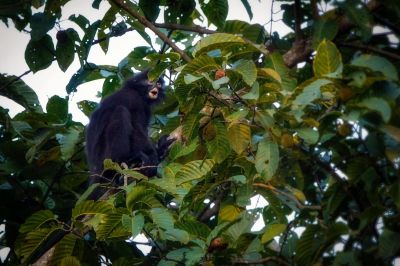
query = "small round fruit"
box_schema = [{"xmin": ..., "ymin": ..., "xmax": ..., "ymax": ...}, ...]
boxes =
[
  {"xmin": 215, "ymin": 69, "xmax": 225, "ymax": 80},
  {"xmin": 281, "ymin": 133, "xmax": 294, "ymax": 148},
  {"xmin": 337, "ymin": 123, "xmax": 352, "ymax": 137}
]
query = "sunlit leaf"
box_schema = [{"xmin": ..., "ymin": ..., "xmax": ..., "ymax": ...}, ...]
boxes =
[
  {"xmin": 255, "ymin": 139, "xmax": 279, "ymax": 180},
  {"xmin": 176, "ymin": 159, "xmax": 215, "ymax": 185},
  {"xmin": 313, "ymin": 40, "xmax": 342, "ymax": 78},
  {"xmin": 261, "ymin": 223, "xmax": 286, "ymax": 244}
]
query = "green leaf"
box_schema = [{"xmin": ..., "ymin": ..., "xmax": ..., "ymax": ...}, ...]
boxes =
[
  {"xmin": 176, "ymin": 159, "xmax": 215, "ymax": 185},
  {"xmin": 313, "ymin": 19, "xmax": 338, "ymax": 48},
  {"xmin": 96, "ymin": 209, "xmax": 129, "ymax": 240},
  {"xmin": 46, "ymin": 95, "xmax": 68, "ymax": 121},
  {"xmin": 30, "ymin": 12, "xmax": 56, "ymax": 41},
  {"xmin": 150, "ymin": 208, "xmax": 174, "ymax": 230},
  {"xmin": 25, "ymin": 34, "xmax": 55, "ymax": 73},
  {"xmin": 261, "ymin": 223, "xmax": 286, "ymax": 244},
  {"xmin": 122, "ymin": 213, "xmax": 144, "ymax": 238},
  {"xmin": 255, "ymin": 110, "xmax": 274, "ymax": 128},
  {"xmin": 192, "ymin": 33, "xmax": 245, "ymax": 57},
  {"xmin": 293, "ymin": 78, "xmax": 331, "ymax": 106},
  {"xmin": 19, "ymin": 210, "xmax": 56, "ymax": 234},
  {"xmin": 139, "ymin": 0, "xmax": 160, "ymax": 22},
  {"xmin": 77, "ymin": 100, "xmax": 98, "ymax": 118},
  {"xmin": 352, "ymin": 54, "xmax": 398, "ymax": 81},
  {"xmin": 182, "ymin": 114, "xmax": 200, "ymax": 141},
  {"xmin": 51, "ymin": 234, "xmax": 78, "ymax": 265},
  {"xmin": 296, "ymin": 128, "xmax": 319, "ymax": 145},
  {"xmin": 0, "ymin": 74, "xmax": 41, "ymax": 111},
  {"xmin": 164, "ymin": 228, "xmax": 190, "ymax": 244},
  {"xmin": 169, "ymin": 139, "xmax": 199, "ymax": 161},
  {"xmin": 240, "ymin": 0, "xmax": 253, "ymax": 20},
  {"xmin": 255, "ymin": 139, "xmax": 279, "ymax": 180},
  {"xmin": 97, "ymin": 7, "xmax": 117, "ymax": 54},
  {"xmin": 228, "ymin": 122, "xmax": 251, "ymax": 154},
  {"xmin": 242, "ymin": 81, "xmax": 259, "ymax": 100},
  {"xmin": 72, "ymin": 200, "xmax": 114, "ymax": 219},
  {"xmin": 176, "ymin": 220, "xmax": 211, "ymax": 239},
  {"xmin": 60, "ymin": 256, "xmax": 81, "ymax": 266},
  {"xmin": 207, "ymin": 121, "xmax": 230, "ymax": 163},
  {"xmin": 21, "ymin": 227, "xmax": 62, "ymax": 263},
  {"xmin": 184, "ymin": 74, "xmax": 203, "ymax": 84},
  {"xmin": 344, "ymin": 2, "xmax": 372, "ymax": 41},
  {"xmin": 231, "ymin": 59, "xmax": 257, "ymax": 86},
  {"xmin": 219, "ymin": 204, "xmax": 242, "ymax": 222},
  {"xmin": 358, "ymin": 97, "xmax": 391, "ymax": 122},
  {"xmin": 201, "ymin": 0, "xmax": 228, "ymax": 28},
  {"xmin": 126, "ymin": 185, "xmax": 161, "ymax": 211},
  {"xmin": 56, "ymin": 28, "xmax": 76, "ymax": 71},
  {"xmin": 265, "ymin": 52, "xmax": 296, "ymax": 91},
  {"xmin": 313, "ymin": 40, "xmax": 342, "ymax": 78},
  {"xmin": 295, "ymin": 225, "xmax": 322, "ymax": 265},
  {"xmin": 56, "ymin": 127, "xmax": 81, "ymax": 161},
  {"xmin": 379, "ymin": 229, "xmax": 400, "ymax": 257}
]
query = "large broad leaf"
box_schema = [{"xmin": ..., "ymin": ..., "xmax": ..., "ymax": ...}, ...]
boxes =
[
  {"xmin": 25, "ymin": 34, "xmax": 55, "ymax": 73},
  {"xmin": 96, "ymin": 209, "xmax": 129, "ymax": 240},
  {"xmin": 296, "ymin": 128, "xmax": 319, "ymax": 145},
  {"xmin": 293, "ymin": 78, "xmax": 331, "ymax": 106},
  {"xmin": 261, "ymin": 223, "xmax": 286, "ymax": 244},
  {"xmin": 352, "ymin": 54, "xmax": 398, "ymax": 81},
  {"xmin": 358, "ymin": 97, "xmax": 391, "ymax": 123},
  {"xmin": 97, "ymin": 7, "xmax": 117, "ymax": 53},
  {"xmin": 295, "ymin": 225, "xmax": 322, "ymax": 265},
  {"xmin": 207, "ymin": 121, "xmax": 230, "ymax": 163},
  {"xmin": 264, "ymin": 53, "xmax": 296, "ymax": 91},
  {"xmin": 218, "ymin": 204, "xmax": 243, "ymax": 222},
  {"xmin": 150, "ymin": 208, "xmax": 175, "ymax": 230},
  {"xmin": 56, "ymin": 28, "xmax": 77, "ymax": 71},
  {"xmin": 192, "ymin": 33, "xmax": 245, "ymax": 57},
  {"xmin": 0, "ymin": 74, "xmax": 41, "ymax": 111},
  {"xmin": 176, "ymin": 159, "xmax": 215, "ymax": 185},
  {"xmin": 139, "ymin": 0, "xmax": 160, "ymax": 22},
  {"xmin": 313, "ymin": 20, "xmax": 338, "ymax": 48},
  {"xmin": 231, "ymin": 59, "xmax": 257, "ymax": 86},
  {"xmin": 201, "ymin": 0, "xmax": 228, "ymax": 28},
  {"xmin": 20, "ymin": 227, "xmax": 62, "ymax": 264},
  {"xmin": 122, "ymin": 213, "xmax": 144, "ymax": 239},
  {"xmin": 313, "ymin": 40, "xmax": 342, "ymax": 78},
  {"xmin": 19, "ymin": 210, "xmax": 56, "ymax": 234},
  {"xmin": 72, "ymin": 200, "xmax": 114, "ymax": 219},
  {"xmin": 255, "ymin": 139, "xmax": 279, "ymax": 180},
  {"xmin": 60, "ymin": 256, "xmax": 81, "ymax": 266},
  {"xmin": 46, "ymin": 95, "xmax": 68, "ymax": 121},
  {"xmin": 228, "ymin": 122, "xmax": 251, "ymax": 154},
  {"xmin": 56, "ymin": 127, "xmax": 81, "ymax": 161},
  {"xmin": 30, "ymin": 12, "xmax": 56, "ymax": 41},
  {"xmin": 51, "ymin": 234, "xmax": 78, "ymax": 265}
]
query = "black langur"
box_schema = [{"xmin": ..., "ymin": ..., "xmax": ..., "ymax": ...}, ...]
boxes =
[{"xmin": 85, "ymin": 70, "xmax": 174, "ymax": 198}]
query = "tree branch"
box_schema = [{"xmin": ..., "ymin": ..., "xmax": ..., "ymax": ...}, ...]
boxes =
[
  {"xmin": 338, "ymin": 42, "xmax": 400, "ymax": 61},
  {"xmin": 253, "ymin": 183, "xmax": 321, "ymax": 211},
  {"xmin": 108, "ymin": 0, "xmax": 192, "ymax": 63},
  {"xmin": 154, "ymin": 22, "xmax": 216, "ymax": 35},
  {"xmin": 234, "ymin": 256, "xmax": 290, "ymax": 265}
]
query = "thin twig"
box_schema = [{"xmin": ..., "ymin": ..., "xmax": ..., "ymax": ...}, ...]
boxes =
[
  {"xmin": 234, "ymin": 256, "xmax": 290, "ymax": 265},
  {"xmin": 338, "ymin": 42, "xmax": 400, "ymax": 61},
  {"xmin": 253, "ymin": 183, "xmax": 321, "ymax": 211},
  {"xmin": 109, "ymin": 0, "xmax": 191, "ymax": 63}
]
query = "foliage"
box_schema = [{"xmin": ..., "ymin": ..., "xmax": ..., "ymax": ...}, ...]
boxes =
[{"xmin": 1, "ymin": 0, "xmax": 400, "ymax": 265}]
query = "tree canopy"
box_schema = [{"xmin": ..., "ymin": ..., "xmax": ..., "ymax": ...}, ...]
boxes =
[{"xmin": 1, "ymin": 0, "xmax": 400, "ymax": 265}]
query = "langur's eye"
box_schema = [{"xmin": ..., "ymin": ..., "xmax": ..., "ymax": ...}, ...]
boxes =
[{"xmin": 156, "ymin": 82, "xmax": 162, "ymax": 88}]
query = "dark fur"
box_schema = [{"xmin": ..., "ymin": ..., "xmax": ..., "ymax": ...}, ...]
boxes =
[{"xmin": 85, "ymin": 71, "xmax": 172, "ymax": 197}]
